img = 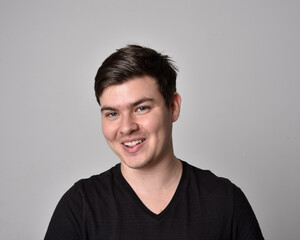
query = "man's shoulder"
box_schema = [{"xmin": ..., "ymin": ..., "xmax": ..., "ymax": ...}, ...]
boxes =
[
  {"xmin": 67, "ymin": 164, "xmax": 121, "ymax": 197},
  {"xmin": 183, "ymin": 160, "xmax": 237, "ymax": 196},
  {"xmin": 183, "ymin": 160, "xmax": 232, "ymax": 183}
]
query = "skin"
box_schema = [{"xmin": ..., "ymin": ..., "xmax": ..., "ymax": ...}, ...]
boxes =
[{"xmin": 99, "ymin": 75, "xmax": 182, "ymax": 214}]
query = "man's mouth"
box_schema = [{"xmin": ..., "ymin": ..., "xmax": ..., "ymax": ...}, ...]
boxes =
[{"xmin": 122, "ymin": 139, "xmax": 145, "ymax": 147}]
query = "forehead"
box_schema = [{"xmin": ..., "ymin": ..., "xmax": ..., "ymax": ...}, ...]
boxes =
[{"xmin": 99, "ymin": 76, "xmax": 162, "ymax": 107}]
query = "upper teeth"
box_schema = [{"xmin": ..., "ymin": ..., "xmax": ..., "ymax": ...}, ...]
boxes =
[{"xmin": 123, "ymin": 140, "xmax": 143, "ymax": 146}]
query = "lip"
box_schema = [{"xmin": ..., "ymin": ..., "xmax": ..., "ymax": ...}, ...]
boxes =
[
  {"xmin": 121, "ymin": 137, "xmax": 146, "ymax": 144},
  {"xmin": 121, "ymin": 138, "xmax": 146, "ymax": 154}
]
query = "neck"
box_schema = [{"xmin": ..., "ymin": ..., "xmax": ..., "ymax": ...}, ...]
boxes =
[{"xmin": 121, "ymin": 156, "xmax": 182, "ymax": 193}]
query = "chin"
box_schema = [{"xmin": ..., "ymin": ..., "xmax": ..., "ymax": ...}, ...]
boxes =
[{"xmin": 121, "ymin": 157, "xmax": 152, "ymax": 170}]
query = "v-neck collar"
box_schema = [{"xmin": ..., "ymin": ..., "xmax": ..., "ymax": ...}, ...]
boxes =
[{"xmin": 114, "ymin": 160, "xmax": 187, "ymax": 221}]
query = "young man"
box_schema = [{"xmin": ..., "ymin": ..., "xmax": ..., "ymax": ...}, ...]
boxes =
[{"xmin": 45, "ymin": 45, "xmax": 264, "ymax": 239}]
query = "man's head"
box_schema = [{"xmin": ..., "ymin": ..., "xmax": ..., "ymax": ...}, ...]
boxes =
[
  {"xmin": 95, "ymin": 45, "xmax": 181, "ymax": 170},
  {"xmin": 94, "ymin": 45, "xmax": 178, "ymax": 107}
]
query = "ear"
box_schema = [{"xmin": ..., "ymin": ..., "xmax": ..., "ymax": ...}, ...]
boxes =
[{"xmin": 170, "ymin": 92, "xmax": 181, "ymax": 122}]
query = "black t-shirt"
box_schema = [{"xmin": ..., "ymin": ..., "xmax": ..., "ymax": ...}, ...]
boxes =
[{"xmin": 44, "ymin": 161, "xmax": 264, "ymax": 240}]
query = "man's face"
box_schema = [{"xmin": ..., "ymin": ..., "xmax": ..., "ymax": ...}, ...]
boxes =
[{"xmin": 99, "ymin": 75, "xmax": 181, "ymax": 170}]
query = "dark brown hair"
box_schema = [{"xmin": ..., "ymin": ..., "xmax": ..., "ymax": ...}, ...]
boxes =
[{"xmin": 94, "ymin": 45, "xmax": 178, "ymax": 107}]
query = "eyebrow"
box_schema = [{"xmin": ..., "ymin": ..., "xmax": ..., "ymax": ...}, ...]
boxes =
[{"xmin": 101, "ymin": 97, "xmax": 154, "ymax": 112}]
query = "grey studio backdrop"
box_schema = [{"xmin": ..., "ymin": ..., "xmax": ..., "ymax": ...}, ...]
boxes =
[{"xmin": 0, "ymin": 1, "xmax": 299, "ymax": 239}]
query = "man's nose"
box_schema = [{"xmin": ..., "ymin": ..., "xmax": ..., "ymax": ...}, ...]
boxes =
[{"xmin": 119, "ymin": 114, "xmax": 138, "ymax": 135}]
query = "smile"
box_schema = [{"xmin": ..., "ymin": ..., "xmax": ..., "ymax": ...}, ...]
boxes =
[{"xmin": 123, "ymin": 139, "xmax": 145, "ymax": 147}]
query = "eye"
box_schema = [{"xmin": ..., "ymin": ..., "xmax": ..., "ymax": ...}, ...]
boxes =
[
  {"xmin": 136, "ymin": 106, "xmax": 150, "ymax": 114},
  {"xmin": 105, "ymin": 112, "xmax": 118, "ymax": 118},
  {"xmin": 137, "ymin": 106, "xmax": 148, "ymax": 111}
]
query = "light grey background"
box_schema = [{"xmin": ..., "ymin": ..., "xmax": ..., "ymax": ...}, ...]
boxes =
[{"xmin": 0, "ymin": 0, "xmax": 299, "ymax": 239}]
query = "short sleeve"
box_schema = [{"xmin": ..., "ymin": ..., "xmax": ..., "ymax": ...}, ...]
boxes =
[
  {"xmin": 44, "ymin": 184, "xmax": 83, "ymax": 240},
  {"xmin": 231, "ymin": 186, "xmax": 264, "ymax": 240}
]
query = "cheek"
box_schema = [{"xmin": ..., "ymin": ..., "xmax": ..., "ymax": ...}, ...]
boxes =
[
  {"xmin": 139, "ymin": 112, "xmax": 172, "ymax": 135},
  {"xmin": 102, "ymin": 121, "xmax": 118, "ymax": 141}
]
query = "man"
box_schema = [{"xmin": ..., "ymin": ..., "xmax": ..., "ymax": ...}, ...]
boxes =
[{"xmin": 45, "ymin": 45, "xmax": 264, "ymax": 239}]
